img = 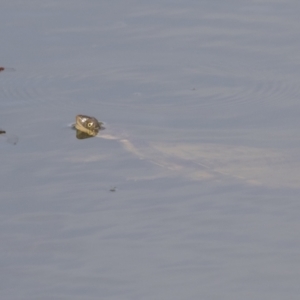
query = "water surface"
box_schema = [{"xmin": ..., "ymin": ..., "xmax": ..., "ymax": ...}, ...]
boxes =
[{"xmin": 1, "ymin": 1, "xmax": 300, "ymax": 299}]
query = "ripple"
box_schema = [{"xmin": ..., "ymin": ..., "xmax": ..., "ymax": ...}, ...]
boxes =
[
  {"xmin": 0, "ymin": 63, "xmax": 299, "ymax": 114},
  {"xmin": 0, "ymin": 70, "xmax": 51, "ymax": 107},
  {"xmin": 0, "ymin": 67, "xmax": 97, "ymax": 109},
  {"xmin": 133, "ymin": 67, "xmax": 300, "ymax": 110}
]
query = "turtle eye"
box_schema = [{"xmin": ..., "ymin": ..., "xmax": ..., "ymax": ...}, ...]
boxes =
[{"xmin": 87, "ymin": 122, "xmax": 93, "ymax": 128}]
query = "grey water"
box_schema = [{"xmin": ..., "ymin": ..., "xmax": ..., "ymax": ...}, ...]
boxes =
[{"xmin": 1, "ymin": 1, "xmax": 300, "ymax": 299}]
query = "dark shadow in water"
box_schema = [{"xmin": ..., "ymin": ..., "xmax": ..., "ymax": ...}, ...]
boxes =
[
  {"xmin": 75, "ymin": 129, "xmax": 98, "ymax": 139},
  {"xmin": 74, "ymin": 126, "xmax": 105, "ymax": 140}
]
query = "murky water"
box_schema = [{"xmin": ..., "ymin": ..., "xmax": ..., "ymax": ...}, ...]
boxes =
[{"xmin": 1, "ymin": 1, "xmax": 300, "ymax": 299}]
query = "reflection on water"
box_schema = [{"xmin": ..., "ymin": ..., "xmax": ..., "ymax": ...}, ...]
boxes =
[{"xmin": 75, "ymin": 129, "xmax": 96, "ymax": 139}]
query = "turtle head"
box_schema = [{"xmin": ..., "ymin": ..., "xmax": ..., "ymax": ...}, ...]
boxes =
[{"xmin": 75, "ymin": 115, "xmax": 103, "ymax": 136}]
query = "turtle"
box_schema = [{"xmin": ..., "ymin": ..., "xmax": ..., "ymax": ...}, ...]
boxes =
[{"xmin": 72, "ymin": 114, "xmax": 105, "ymax": 139}]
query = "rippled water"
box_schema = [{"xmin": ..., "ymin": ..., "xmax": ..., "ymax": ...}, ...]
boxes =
[{"xmin": 1, "ymin": 1, "xmax": 300, "ymax": 299}]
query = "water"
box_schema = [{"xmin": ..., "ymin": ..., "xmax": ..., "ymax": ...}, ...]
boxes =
[{"xmin": 1, "ymin": 1, "xmax": 300, "ymax": 299}]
